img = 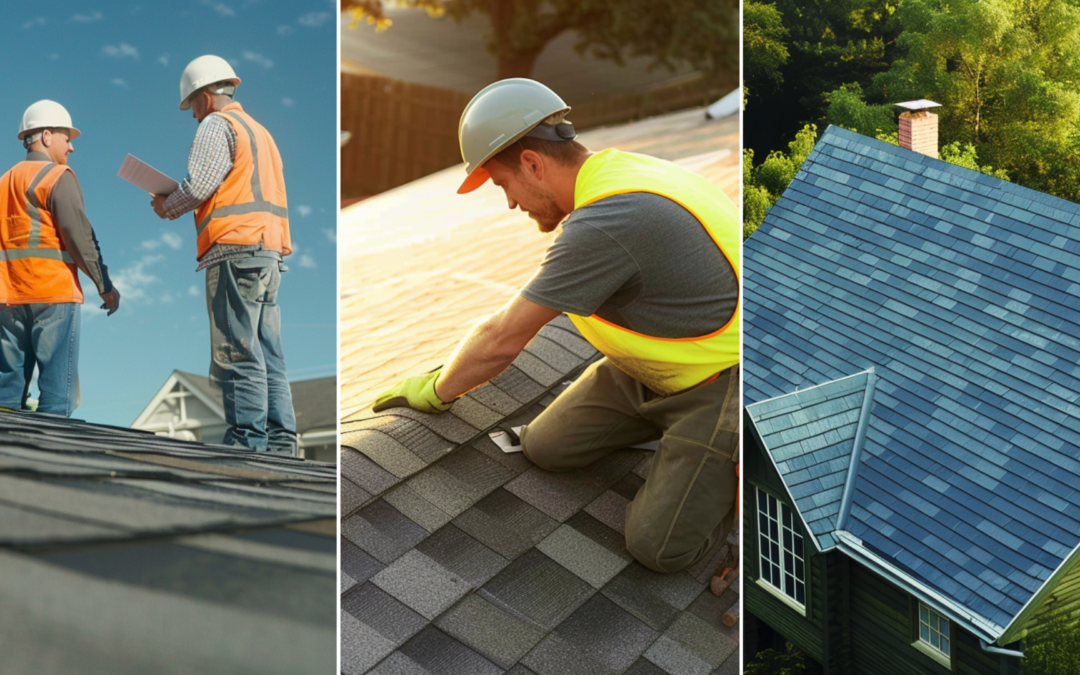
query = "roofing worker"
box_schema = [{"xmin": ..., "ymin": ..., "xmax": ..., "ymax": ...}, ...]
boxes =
[
  {"xmin": 374, "ymin": 79, "xmax": 740, "ymax": 574},
  {"xmin": 0, "ymin": 101, "xmax": 120, "ymax": 416},
  {"xmin": 150, "ymin": 55, "xmax": 297, "ymax": 456}
]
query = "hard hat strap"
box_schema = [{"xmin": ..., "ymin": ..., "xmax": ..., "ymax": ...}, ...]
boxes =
[{"xmin": 524, "ymin": 122, "xmax": 577, "ymax": 143}]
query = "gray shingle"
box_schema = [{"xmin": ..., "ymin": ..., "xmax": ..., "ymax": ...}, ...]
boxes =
[
  {"xmin": 536, "ymin": 524, "xmax": 630, "ymax": 589},
  {"xmin": 414, "ymin": 524, "xmax": 509, "ymax": 587},
  {"xmin": 372, "ymin": 550, "xmax": 470, "ymax": 620},
  {"xmin": 397, "ymin": 627, "xmax": 503, "ymax": 675},
  {"xmin": 435, "ymin": 593, "xmax": 545, "ymax": 668},
  {"xmin": 522, "ymin": 594, "xmax": 658, "ymax": 675},
  {"xmin": 479, "ymin": 549, "xmax": 594, "ymax": 631}
]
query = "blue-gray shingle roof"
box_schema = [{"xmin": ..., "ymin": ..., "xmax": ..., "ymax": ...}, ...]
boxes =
[
  {"xmin": 746, "ymin": 369, "xmax": 873, "ymax": 550},
  {"xmin": 744, "ymin": 125, "xmax": 1080, "ymax": 635}
]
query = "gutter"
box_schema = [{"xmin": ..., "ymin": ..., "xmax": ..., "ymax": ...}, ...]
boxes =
[
  {"xmin": 980, "ymin": 640, "xmax": 1024, "ymax": 659},
  {"xmin": 835, "ymin": 530, "xmax": 1003, "ymax": 644}
]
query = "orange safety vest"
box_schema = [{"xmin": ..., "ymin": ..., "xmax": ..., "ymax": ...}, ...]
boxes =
[
  {"xmin": 194, "ymin": 103, "xmax": 291, "ymax": 260},
  {"xmin": 0, "ymin": 161, "xmax": 83, "ymax": 305},
  {"xmin": 566, "ymin": 149, "xmax": 741, "ymax": 395}
]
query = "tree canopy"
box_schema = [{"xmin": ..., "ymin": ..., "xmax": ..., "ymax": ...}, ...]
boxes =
[{"xmin": 343, "ymin": 0, "xmax": 738, "ymax": 79}]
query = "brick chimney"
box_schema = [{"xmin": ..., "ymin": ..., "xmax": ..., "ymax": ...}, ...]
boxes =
[{"xmin": 895, "ymin": 100, "xmax": 941, "ymax": 159}]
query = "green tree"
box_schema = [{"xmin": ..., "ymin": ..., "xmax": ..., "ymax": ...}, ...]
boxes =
[
  {"xmin": 343, "ymin": 0, "xmax": 738, "ymax": 80},
  {"xmin": 743, "ymin": 149, "xmax": 773, "ymax": 239},
  {"xmin": 767, "ymin": 0, "xmax": 898, "ymax": 114},
  {"xmin": 825, "ymin": 82, "xmax": 896, "ymax": 137},
  {"xmin": 1022, "ymin": 612, "xmax": 1080, "ymax": 675},
  {"xmin": 744, "ymin": 2, "xmax": 790, "ymax": 96},
  {"xmin": 874, "ymin": 0, "xmax": 1080, "ymax": 200},
  {"xmin": 744, "ymin": 124, "xmax": 818, "ymax": 239},
  {"xmin": 744, "ymin": 645, "xmax": 808, "ymax": 675}
]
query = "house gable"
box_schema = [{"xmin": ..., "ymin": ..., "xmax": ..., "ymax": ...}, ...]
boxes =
[{"xmin": 744, "ymin": 124, "xmax": 1080, "ymax": 647}]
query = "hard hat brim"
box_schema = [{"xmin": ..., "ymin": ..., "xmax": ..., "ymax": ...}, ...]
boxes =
[
  {"xmin": 457, "ymin": 166, "xmax": 490, "ymax": 194},
  {"xmin": 179, "ymin": 77, "xmax": 241, "ymax": 110},
  {"xmin": 16, "ymin": 126, "xmax": 81, "ymax": 141}
]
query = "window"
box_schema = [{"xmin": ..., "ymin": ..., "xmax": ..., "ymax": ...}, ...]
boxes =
[
  {"xmin": 918, "ymin": 603, "xmax": 951, "ymax": 659},
  {"xmin": 757, "ymin": 487, "xmax": 805, "ymax": 608}
]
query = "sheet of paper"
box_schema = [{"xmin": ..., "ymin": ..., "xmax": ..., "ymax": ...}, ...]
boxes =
[
  {"xmin": 117, "ymin": 154, "xmax": 179, "ymax": 195},
  {"xmin": 489, "ymin": 426, "xmax": 525, "ymax": 454}
]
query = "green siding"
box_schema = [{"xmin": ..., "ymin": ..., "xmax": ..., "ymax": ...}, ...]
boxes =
[
  {"xmin": 745, "ymin": 429, "xmax": 826, "ymax": 664},
  {"xmin": 847, "ymin": 564, "xmax": 1002, "ymax": 675}
]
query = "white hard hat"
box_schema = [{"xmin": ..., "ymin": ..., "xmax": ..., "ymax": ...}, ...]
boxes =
[
  {"xmin": 179, "ymin": 55, "xmax": 241, "ymax": 110},
  {"xmin": 18, "ymin": 100, "xmax": 80, "ymax": 140},
  {"xmin": 457, "ymin": 78, "xmax": 574, "ymax": 194}
]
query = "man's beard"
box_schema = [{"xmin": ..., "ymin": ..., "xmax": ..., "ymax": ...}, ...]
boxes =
[{"xmin": 528, "ymin": 195, "xmax": 568, "ymax": 233}]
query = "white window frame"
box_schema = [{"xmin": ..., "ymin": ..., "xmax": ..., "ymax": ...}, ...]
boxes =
[
  {"xmin": 914, "ymin": 602, "xmax": 953, "ymax": 667},
  {"xmin": 756, "ymin": 487, "xmax": 806, "ymax": 612}
]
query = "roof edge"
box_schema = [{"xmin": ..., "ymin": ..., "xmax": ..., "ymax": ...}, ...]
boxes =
[
  {"xmin": 997, "ymin": 538, "xmax": 1080, "ymax": 645},
  {"xmin": 836, "ymin": 530, "xmax": 1004, "ymax": 643},
  {"xmin": 746, "ymin": 407, "xmax": 828, "ymax": 555},
  {"xmin": 836, "ymin": 367, "xmax": 876, "ymax": 530}
]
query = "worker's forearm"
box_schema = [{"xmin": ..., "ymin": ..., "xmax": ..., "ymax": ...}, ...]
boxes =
[{"xmin": 435, "ymin": 316, "xmax": 522, "ymax": 401}]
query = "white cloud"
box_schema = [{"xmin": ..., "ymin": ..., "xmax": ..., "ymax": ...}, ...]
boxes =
[
  {"xmin": 158, "ymin": 53, "xmax": 169, "ymax": 67},
  {"xmin": 142, "ymin": 232, "xmax": 183, "ymax": 250},
  {"xmin": 188, "ymin": 285, "xmax": 200, "ymax": 297},
  {"xmin": 112, "ymin": 79, "xmax": 128, "ymax": 88},
  {"xmin": 277, "ymin": 24, "xmax": 294, "ymax": 36},
  {"xmin": 298, "ymin": 11, "xmax": 331, "ymax": 27},
  {"xmin": 202, "ymin": 0, "xmax": 235, "ymax": 17},
  {"xmin": 242, "ymin": 51, "xmax": 273, "ymax": 69},
  {"xmin": 48, "ymin": 54, "xmax": 60, "ymax": 61},
  {"xmin": 23, "ymin": 17, "xmax": 46, "ymax": 30},
  {"xmin": 161, "ymin": 232, "xmax": 183, "ymax": 250},
  {"xmin": 103, "ymin": 43, "xmax": 139, "ymax": 60},
  {"xmin": 112, "ymin": 254, "xmax": 164, "ymax": 302},
  {"xmin": 71, "ymin": 11, "xmax": 103, "ymax": 22},
  {"xmin": 159, "ymin": 292, "xmax": 175, "ymax": 304},
  {"xmin": 299, "ymin": 254, "xmax": 316, "ymax": 268},
  {"xmin": 323, "ymin": 228, "xmax": 337, "ymax": 243},
  {"xmin": 281, "ymin": 97, "xmax": 295, "ymax": 108},
  {"xmin": 297, "ymin": 205, "xmax": 312, "ymax": 217}
]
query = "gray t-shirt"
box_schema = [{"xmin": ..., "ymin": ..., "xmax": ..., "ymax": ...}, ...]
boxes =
[{"xmin": 521, "ymin": 191, "xmax": 737, "ymax": 338}]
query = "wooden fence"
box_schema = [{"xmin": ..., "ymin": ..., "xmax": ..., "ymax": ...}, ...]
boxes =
[{"xmin": 340, "ymin": 72, "xmax": 734, "ymax": 198}]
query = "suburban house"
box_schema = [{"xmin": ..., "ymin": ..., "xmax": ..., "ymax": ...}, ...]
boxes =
[
  {"xmin": 742, "ymin": 113, "xmax": 1080, "ymax": 674},
  {"xmin": 132, "ymin": 370, "xmax": 337, "ymax": 462}
]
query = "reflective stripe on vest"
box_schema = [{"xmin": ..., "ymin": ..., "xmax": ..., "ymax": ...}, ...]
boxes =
[
  {"xmin": 565, "ymin": 149, "xmax": 741, "ymax": 395},
  {"xmin": 193, "ymin": 104, "xmax": 290, "ymax": 260},
  {"xmin": 0, "ymin": 161, "xmax": 83, "ymax": 304}
]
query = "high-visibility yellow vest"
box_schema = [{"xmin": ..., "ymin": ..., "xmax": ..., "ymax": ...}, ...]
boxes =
[
  {"xmin": 566, "ymin": 149, "xmax": 740, "ymax": 395},
  {"xmin": 194, "ymin": 103, "xmax": 291, "ymax": 260},
  {"xmin": 0, "ymin": 161, "xmax": 83, "ymax": 304}
]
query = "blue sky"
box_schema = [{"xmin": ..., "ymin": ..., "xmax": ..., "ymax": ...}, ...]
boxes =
[{"xmin": 0, "ymin": 1, "xmax": 338, "ymax": 426}]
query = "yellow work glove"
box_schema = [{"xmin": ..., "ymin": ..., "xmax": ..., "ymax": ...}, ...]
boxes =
[{"xmin": 372, "ymin": 368, "xmax": 455, "ymax": 414}]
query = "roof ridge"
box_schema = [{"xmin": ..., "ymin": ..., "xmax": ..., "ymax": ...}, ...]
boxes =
[{"xmin": 836, "ymin": 366, "xmax": 875, "ymax": 531}]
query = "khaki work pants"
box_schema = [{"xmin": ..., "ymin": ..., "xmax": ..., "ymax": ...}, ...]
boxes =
[{"xmin": 520, "ymin": 359, "xmax": 739, "ymax": 573}]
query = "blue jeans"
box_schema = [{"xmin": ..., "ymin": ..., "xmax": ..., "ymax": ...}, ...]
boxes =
[
  {"xmin": 206, "ymin": 255, "xmax": 297, "ymax": 455},
  {"xmin": 0, "ymin": 303, "xmax": 80, "ymax": 416}
]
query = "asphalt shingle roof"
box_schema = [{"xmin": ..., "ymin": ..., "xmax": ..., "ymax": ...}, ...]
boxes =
[
  {"xmin": 0, "ymin": 410, "xmax": 336, "ymax": 674},
  {"xmin": 341, "ymin": 316, "xmax": 738, "ymax": 674},
  {"xmin": 743, "ymin": 125, "xmax": 1080, "ymax": 635}
]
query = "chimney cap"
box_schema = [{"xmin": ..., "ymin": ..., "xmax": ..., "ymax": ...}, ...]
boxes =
[{"xmin": 895, "ymin": 99, "xmax": 942, "ymax": 112}]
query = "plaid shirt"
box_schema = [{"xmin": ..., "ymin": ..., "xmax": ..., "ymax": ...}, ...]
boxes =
[{"xmin": 162, "ymin": 111, "xmax": 261, "ymax": 269}]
